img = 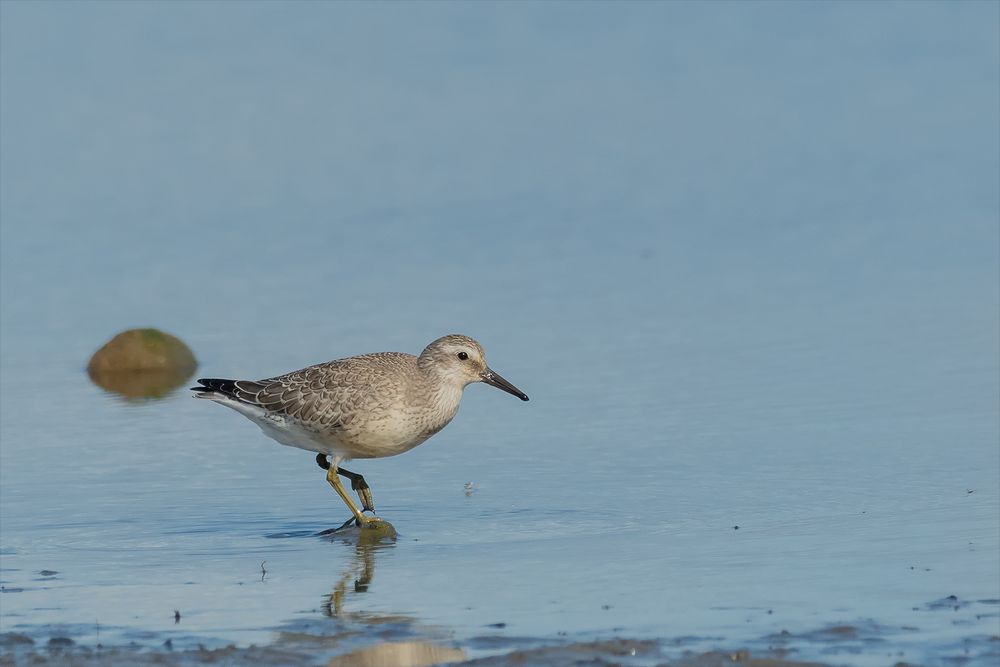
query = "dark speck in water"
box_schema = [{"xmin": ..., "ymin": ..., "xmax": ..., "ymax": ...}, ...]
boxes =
[{"xmin": 924, "ymin": 595, "xmax": 971, "ymax": 612}]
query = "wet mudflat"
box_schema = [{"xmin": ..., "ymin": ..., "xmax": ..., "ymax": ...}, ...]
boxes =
[{"xmin": 2, "ymin": 609, "xmax": 998, "ymax": 666}]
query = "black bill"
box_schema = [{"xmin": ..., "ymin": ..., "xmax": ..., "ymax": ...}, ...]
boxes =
[{"xmin": 481, "ymin": 368, "xmax": 529, "ymax": 401}]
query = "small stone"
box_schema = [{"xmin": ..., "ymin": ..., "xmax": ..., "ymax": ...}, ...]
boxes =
[{"xmin": 358, "ymin": 519, "xmax": 398, "ymax": 541}]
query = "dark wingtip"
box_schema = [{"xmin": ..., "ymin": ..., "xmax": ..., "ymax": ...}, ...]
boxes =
[{"xmin": 191, "ymin": 378, "xmax": 239, "ymax": 395}]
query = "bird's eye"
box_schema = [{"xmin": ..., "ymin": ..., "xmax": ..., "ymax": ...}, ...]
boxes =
[{"xmin": 457, "ymin": 351, "xmax": 469, "ymax": 361}]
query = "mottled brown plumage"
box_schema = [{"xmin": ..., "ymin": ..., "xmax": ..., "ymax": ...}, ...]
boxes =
[{"xmin": 192, "ymin": 335, "xmax": 528, "ymax": 525}]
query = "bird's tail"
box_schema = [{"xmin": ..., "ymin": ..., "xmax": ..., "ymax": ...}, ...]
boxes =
[{"xmin": 191, "ymin": 378, "xmax": 264, "ymax": 401}]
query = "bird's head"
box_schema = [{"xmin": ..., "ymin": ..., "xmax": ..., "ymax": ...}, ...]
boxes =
[{"xmin": 418, "ymin": 334, "xmax": 529, "ymax": 401}]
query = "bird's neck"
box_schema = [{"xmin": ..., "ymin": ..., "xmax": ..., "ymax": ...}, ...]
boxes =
[{"xmin": 421, "ymin": 371, "xmax": 465, "ymax": 422}]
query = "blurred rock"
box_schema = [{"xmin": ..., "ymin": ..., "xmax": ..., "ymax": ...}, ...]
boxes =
[
  {"xmin": 88, "ymin": 328, "xmax": 196, "ymax": 372},
  {"xmin": 87, "ymin": 328, "xmax": 197, "ymax": 399}
]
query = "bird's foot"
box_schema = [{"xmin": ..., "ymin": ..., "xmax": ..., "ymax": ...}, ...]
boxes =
[
  {"xmin": 354, "ymin": 513, "xmax": 383, "ymax": 527},
  {"xmin": 332, "ymin": 514, "xmax": 381, "ymax": 531},
  {"xmin": 331, "ymin": 516, "xmax": 356, "ymax": 532},
  {"xmin": 323, "ymin": 513, "xmax": 395, "ymax": 539},
  {"xmin": 353, "ymin": 484, "xmax": 375, "ymax": 513}
]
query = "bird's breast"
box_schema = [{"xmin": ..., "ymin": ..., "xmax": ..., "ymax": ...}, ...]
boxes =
[{"xmin": 320, "ymin": 381, "xmax": 463, "ymax": 459}]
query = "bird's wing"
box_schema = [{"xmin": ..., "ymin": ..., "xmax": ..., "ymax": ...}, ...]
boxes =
[{"xmin": 248, "ymin": 362, "xmax": 344, "ymax": 427}]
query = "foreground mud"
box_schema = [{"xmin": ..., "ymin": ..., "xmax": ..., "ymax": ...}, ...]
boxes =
[
  {"xmin": 4, "ymin": 614, "xmax": 999, "ymax": 667},
  {"xmin": 0, "ymin": 635, "xmax": 829, "ymax": 667}
]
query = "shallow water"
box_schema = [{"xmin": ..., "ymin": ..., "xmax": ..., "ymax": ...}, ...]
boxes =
[{"xmin": 2, "ymin": 2, "xmax": 998, "ymax": 666}]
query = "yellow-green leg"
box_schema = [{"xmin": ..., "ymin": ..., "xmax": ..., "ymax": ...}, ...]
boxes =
[
  {"xmin": 315, "ymin": 454, "xmax": 375, "ymax": 512},
  {"xmin": 325, "ymin": 463, "xmax": 379, "ymax": 526}
]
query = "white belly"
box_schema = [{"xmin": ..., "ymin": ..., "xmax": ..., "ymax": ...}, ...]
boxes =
[{"xmin": 209, "ymin": 387, "xmax": 458, "ymax": 460}]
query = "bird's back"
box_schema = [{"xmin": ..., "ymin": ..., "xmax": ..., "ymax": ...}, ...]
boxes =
[{"xmin": 257, "ymin": 352, "xmax": 420, "ymax": 424}]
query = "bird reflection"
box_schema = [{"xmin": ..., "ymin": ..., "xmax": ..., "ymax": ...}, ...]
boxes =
[
  {"xmin": 325, "ymin": 641, "xmax": 466, "ymax": 667},
  {"xmin": 309, "ymin": 526, "xmax": 468, "ymax": 667},
  {"xmin": 319, "ymin": 522, "xmax": 395, "ymax": 618}
]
